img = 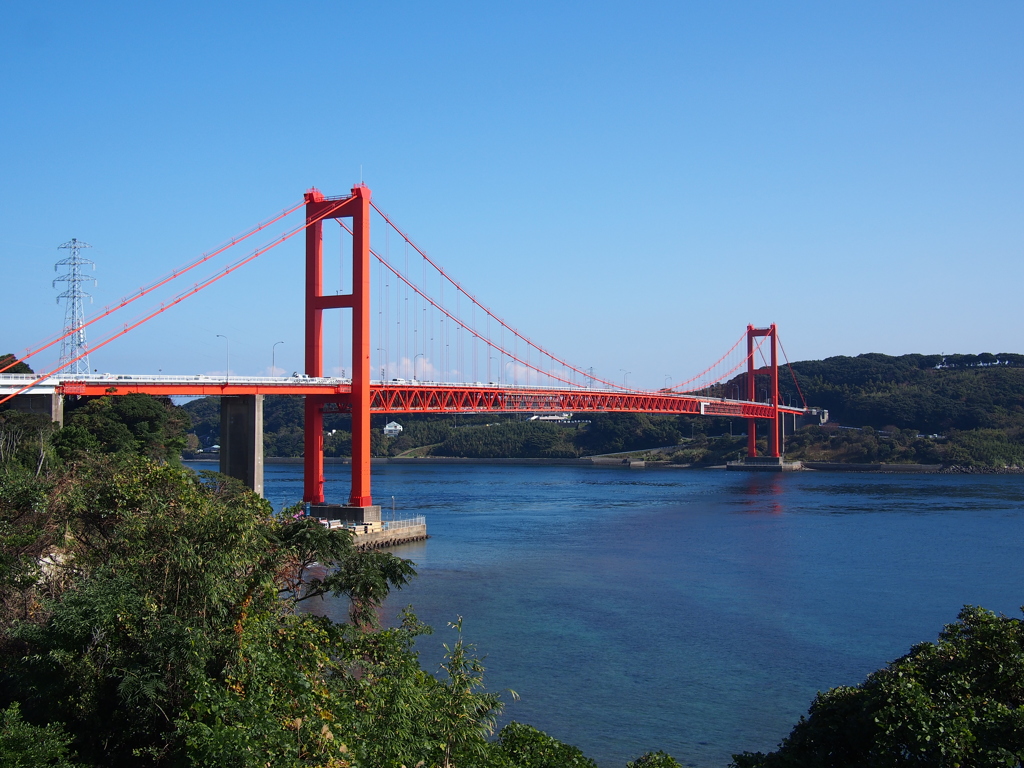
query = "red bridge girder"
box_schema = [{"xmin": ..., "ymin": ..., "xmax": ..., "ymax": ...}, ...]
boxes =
[
  {"xmin": 362, "ymin": 385, "xmax": 796, "ymax": 419},
  {"xmin": 58, "ymin": 380, "xmax": 801, "ymax": 421},
  {"xmin": 350, "ymin": 384, "xmax": 799, "ymax": 419}
]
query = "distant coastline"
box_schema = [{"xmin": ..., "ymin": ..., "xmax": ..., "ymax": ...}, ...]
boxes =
[{"xmin": 183, "ymin": 456, "xmax": 1024, "ymax": 473}]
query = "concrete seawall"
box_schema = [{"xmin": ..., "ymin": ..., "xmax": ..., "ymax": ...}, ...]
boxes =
[
  {"xmin": 803, "ymin": 462, "xmax": 942, "ymax": 473},
  {"xmin": 351, "ymin": 524, "xmax": 428, "ymax": 551}
]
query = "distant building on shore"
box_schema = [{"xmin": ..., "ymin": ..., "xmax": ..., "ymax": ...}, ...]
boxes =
[{"xmin": 528, "ymin": 412, "xmax": 573, "ymax": 422}]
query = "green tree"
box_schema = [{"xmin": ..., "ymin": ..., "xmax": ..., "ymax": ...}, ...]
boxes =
[
  {"xmin": 0, "ymin": 354, "xmax": 33, "ymax": 375},
  {"xmin": 0, "ymin": 702, "xmax": 81, "ymax": 768},
  {"xmin": 626, "ymin": 752, "xmax": 683, "ymax": 768},
  {"xmin": 430, "ymin": 617, "xmax": 509, "ymax": 768},
  {"xmin": 0, "ymin": 411, "xmax": 59, "ymax": 475},
  {"xmin": 491, "ymin": 722, "xmax": 598, "ymax": 768},
  {"xmin": 61, "ymin": 394, "xmax": 190, "ymax": 462},
  {"xmin": 0, "ymin": 456, "xmax": 419, "ymax": 767},
  {"xmin": 732, "ymin": 605, "xmax": 1024, "ymax": 768}
]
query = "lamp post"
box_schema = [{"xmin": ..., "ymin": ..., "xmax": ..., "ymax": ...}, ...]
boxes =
[
  {"xmin": 620, "ymin": 369, "xmax": 631, "ymax": 388},
  {"xmin": 216, "ymin": 334, "xmax": 229, "ymax": 383},
  {"xmin": 664, "ymin": 374, "xmax": 672, "ymax": 388},
  {"xmin": 414, "ymin": 353, "xmax": 425, "ymax": 381},
  {"xmin": 272, "ymin": 341, "xmax": 284, "ymax": 377},
  {"xmin": 504, "ymin": 361, "xmax": 514, "ymax": 387}
]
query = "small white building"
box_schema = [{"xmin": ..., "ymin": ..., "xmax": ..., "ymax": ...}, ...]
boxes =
[{"xmin": 383, "ymin": 421, "xmax": 404, "ymax": 437}]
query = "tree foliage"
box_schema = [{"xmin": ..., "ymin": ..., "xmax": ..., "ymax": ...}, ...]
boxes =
[
  {"xmin": 0, "ymin": 354, "xmax": 33, "ymax": 375},
  {"xmin": 0, "ymin": 702, "xmax": 81, "ymax": 768},
  {"xmin": 59, "ymin": 394, "xmax": 190, "ymax": 463},
  {"xmin": 732, "ymin": 605, "xmax": 1024, "ymax": 768},
  {"xmin": 0, "ymin": 411, "xmax": 59, "ymax": 476},
  {"xmin": 433, "ymin": 421, "xmax": 582, "ymax": 459},
  {"xmin": 779, "ymin": 353, "xmax": 1024, "ymax": 436},
  {"xmin": 490, "ymin": 721, "xmax": 598, "ymax": 767},
  {"xmin": 0, "ymin": 455, "xmax": 430, "ymax": 766}
]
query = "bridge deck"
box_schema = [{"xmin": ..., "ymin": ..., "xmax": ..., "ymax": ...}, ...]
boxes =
[{"xmin": 1, "ymin": 374, "xmax": 808, "ymax": 418}]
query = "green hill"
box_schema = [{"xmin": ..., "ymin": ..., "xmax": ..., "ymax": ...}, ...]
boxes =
[
  {"xmin": 774, "ymin": 353, "xmax": 1024, "ymax": 468},
  {"xmin": 782, "ymin": 353, "xmax": 1024, "ymax": 434}
]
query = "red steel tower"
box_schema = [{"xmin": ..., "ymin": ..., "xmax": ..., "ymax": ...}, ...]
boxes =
[
  {"xmin": 303, "ymin": 184, "xmax": 373, "ymax": 510},
  {"xmin": 746, "ymin": 324, "xmax": 780, "ymax": 459}
]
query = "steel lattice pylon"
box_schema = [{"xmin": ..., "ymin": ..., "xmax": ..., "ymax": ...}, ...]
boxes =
[{"xmin": 53, "ymin": 238, "xmax": 96, "ymax": 375}]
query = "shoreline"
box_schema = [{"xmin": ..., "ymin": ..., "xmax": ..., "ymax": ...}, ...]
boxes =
[{"xmin": 183, "ymin": 457, "xmax": 1024, "ymax": 474}]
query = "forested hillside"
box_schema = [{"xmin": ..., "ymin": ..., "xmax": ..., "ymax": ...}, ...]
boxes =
[
  {"xmin": 771, "ymin": 353, "xmax": 1024, "ymax": 467},
  {"xmin": 781, "ymin": 353, "xmax": 1024, "ymax": 434}
]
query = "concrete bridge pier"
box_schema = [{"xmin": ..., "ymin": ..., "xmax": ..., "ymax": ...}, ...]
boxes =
[
  {"xmin": 219, "ymin": 395, "xmax": 264, "ymax": 496},
  {"xmin": 7, "ymin": 393, "xmax": 64, "ymax": 426}
]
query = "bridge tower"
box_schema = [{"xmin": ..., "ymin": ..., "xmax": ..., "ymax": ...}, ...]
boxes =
[
  {"xmin": 746, "ymin": 324, "xmax": 780, "ymax": 459},
  {"xmin": 302, "ymin": 184, "xmax": 375, "ymax": 515}
]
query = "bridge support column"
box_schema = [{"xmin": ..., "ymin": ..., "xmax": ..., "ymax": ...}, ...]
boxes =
[
  {"xmin": 220, "ymin": 395, "xmax": 264, "ymax": 496},
  {"xmin": 7, "ymin": 393, "xmax": 64, "ymax": 426},
  {"xmin": 304, "ymin": 397, "xmax": 324, "ymax": 505}
]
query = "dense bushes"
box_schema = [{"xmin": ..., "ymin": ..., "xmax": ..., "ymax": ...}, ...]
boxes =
[
  {"xmin": 0, "ymin": 455, "xmax": 477, "ymax": 767},
  {"xmin": 732, "ymin": 605, "xmax": 1024, "ymax": 767}
]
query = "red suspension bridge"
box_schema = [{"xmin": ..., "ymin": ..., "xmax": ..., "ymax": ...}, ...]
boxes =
[{"xmin": 1, "ymin": 184, "xmax": 815, "ymax": 514}]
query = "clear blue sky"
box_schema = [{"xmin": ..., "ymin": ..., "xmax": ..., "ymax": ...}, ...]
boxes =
[{"xmin": 3, "ymin": 2, "xmax": 1022, "ymax": 389}]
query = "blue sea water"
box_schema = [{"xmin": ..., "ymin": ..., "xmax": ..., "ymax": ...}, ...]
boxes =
[{"xmin": 204, "ymin": 461, "xmax": 1024, "ymax": 768}]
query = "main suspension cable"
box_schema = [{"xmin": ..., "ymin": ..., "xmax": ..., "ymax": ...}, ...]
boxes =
[
  {"xmin": 369, "ymin": 202, "xmax": 627, "ymax": 391},
  {"xmin": 1, "ymin": 200, "xmax": 305, "ymax": 375}
]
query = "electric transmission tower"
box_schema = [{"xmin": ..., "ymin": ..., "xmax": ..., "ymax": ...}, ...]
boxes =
[{"xmin": 53, "ymin": 238, "xmax": 96, "ymax": 374}]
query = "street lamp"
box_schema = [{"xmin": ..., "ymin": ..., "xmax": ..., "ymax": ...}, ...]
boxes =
[
  {"xmin": 216, "ymin": 334, "xmax": 230, "ymax": 383},
  {"xmin": 504, "ymin": 361, "xmax": 514, "ymax": 386},
  {"xmin": 620, "ymin": 369, "xmax": 631, "ymax": 388},
  {"xmin": 414, "ymin": 353, "xmax": 425, "ymax": 381},
  {"xmin": 664, "ymin": 374, "xmax": 672, "ymax": 388},
  {"xmin": 272, "ymin": 341, "xmax": 284, "ymax": 377}
]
